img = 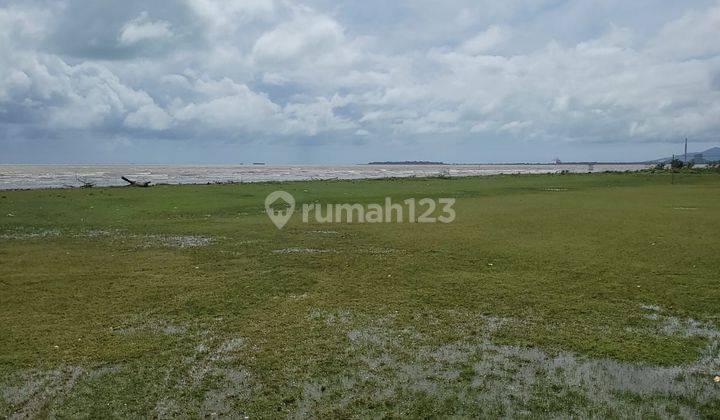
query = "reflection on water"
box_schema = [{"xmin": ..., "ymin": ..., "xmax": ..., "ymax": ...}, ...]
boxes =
[{"xmin": 0, "ymin": 164, "xmax": 651, "ymax": 190}]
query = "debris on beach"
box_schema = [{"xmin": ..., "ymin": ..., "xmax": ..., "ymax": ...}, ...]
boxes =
[{"xmin": 121, "ymin": 176, "xmax": 151, "ymax": 187}]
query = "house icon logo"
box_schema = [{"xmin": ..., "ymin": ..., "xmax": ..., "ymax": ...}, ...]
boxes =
[{"xmin": 265, "ymin": 191, "xmax": 295, "ymax": 229}]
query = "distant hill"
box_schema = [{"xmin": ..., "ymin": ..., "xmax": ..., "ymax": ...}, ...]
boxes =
[{"xmin": 650, "ymin": 147, "xmax": 720, "ymax": 164}]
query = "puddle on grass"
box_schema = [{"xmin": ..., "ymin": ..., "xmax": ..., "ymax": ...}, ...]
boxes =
[
  {"xmin": 0, "ymin": 228, "xmax": 215, "ymax": 248},
  {"xmin": 87, "ymin": 231, "xmax": 215, "ymax": 248},
  {"xmin": 1, "ymin": 229, "xmax": 404, "ymax": 256},
  {"xmin": 0, "ymin": 229, "xmax": 62, "ymax": 239},
  {"xmin": 1, "ymin": 366, "xmax": 117, "ymax": 419},
  {"xmin": 271, "ymin": 247, "xmax": 404, "ymax": 256},
  {"xmin": 291, "ymin": 306, "xmax": 720, "ymax": 417},
  {"xmin": 357, "ymin": 248, "xmax": 403, "ymax": 255},
  {"xmin": 637, "ymin": 304, "xmax": 720, "ymax": 339},
  {"xmin": 168, "ymin": 336, "xmax": 257, "ymax": 418},
  {"xmin": 273, "ymin": 248, "xmax": 338, "ymax": 254},
  {"xmin": 135, "ymin": 234, "xmax": 214, "ymax": 248},
  {"xmin": 3, "ymin": 306, "xmax": 718, "ymax": 417},
  {"xmin": 110, "ymin": 317, "xmax": 187, "ymax": 336}
]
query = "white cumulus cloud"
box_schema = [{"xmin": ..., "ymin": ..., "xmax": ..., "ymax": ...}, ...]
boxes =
[{"xmin": 1, "ymin": 0, "xmax": 719, "ymax": 163}]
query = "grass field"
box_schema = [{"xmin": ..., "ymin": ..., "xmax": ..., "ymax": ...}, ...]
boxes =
[{"xmin": 1, "ymin": 172, "xmax": 719, "ymax": 418}]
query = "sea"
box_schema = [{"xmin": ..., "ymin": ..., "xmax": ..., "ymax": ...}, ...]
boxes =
[{"xmin": 0, "ymin": 163, "xmax": 651, "ymax": 190}]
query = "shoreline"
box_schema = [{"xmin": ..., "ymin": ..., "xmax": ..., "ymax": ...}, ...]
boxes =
[
  {"xmin": 0, "ymin": 163, "xmax": 652, "ymax": 190},
  {"xmin": 0, "ymin": 162, "xmax": 652, "ymax": 166}
]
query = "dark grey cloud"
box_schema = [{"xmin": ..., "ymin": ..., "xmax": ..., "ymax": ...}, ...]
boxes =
[{"xmin": 45, "ymin": 0, "xmax": 202, "ymax": 60}]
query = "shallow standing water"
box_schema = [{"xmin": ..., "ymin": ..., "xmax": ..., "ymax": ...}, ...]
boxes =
[{"xmin": 0, "ymin": 164, "xmax": 651, "ymax": 190}]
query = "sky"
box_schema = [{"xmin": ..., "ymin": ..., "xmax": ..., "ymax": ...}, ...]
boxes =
[{"xmin": 1, "ymin": 0, "xmax": 719, "ymax": 164}]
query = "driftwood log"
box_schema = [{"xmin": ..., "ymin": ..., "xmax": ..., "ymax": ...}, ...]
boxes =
[
  {"xmin": 77, "ymin": 176, "xmax": 95, "ymax": 188},
  {"xmin": 64, "ymin": 176, "xmax": 95, "ymax": 188},
  {"xmin": 121, "ymin": 176, "xmax": 151, "ymax": 187}
]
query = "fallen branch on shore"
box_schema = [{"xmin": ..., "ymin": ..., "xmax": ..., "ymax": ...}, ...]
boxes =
[
  {"xmin": 64, "ymin": 176, "xmax": 95, "ymax": 188},
  {"xmin": 121, "ymin": 176, "xmax": 151, "ymax": 187},
  {"xmin": 77, "ymin": 176, "xmax": 95, "ymax": 188}
]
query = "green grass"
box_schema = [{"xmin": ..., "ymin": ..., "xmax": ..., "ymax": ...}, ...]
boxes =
[{"xmin": 1, "ymin": 171, "xmax": 719, "ymax": 417}]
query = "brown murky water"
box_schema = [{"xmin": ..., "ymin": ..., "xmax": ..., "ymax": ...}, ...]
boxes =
[{"xmin": 0, "ymin": 163, "xmax": 650, "ymax": 189}]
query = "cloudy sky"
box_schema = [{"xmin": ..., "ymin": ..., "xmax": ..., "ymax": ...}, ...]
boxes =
[{"xmin": 1, "ymin": 0, "xmax": 719, "ymax": 164}]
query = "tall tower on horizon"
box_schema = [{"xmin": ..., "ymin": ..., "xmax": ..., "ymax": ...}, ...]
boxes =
[{"xmin": 684, "ymin": 138, "xmax": 688, "ymax": 163}]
